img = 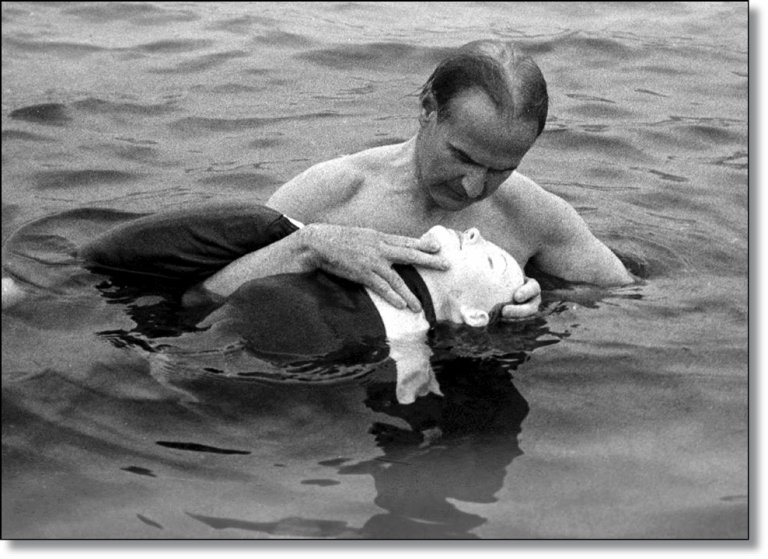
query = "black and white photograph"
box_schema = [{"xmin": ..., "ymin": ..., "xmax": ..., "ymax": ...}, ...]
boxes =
[{"xmin": 1, "ymin": 1, "xmax": 751, "ymax": 544}]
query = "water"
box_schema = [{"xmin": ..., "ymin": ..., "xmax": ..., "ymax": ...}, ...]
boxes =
[{"xmin": 1, "ymin": 2, "xmax": 748, "ymax": 539}]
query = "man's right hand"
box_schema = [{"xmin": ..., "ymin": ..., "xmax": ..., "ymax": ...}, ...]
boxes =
[{"xmin": 300, "ymin": 223, "xmax": 450, "ymax": 312}]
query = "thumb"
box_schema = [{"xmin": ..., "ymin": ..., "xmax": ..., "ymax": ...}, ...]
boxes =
[{"xmin": 415, "ymin": 236, "xmax": 441, "ymax": 253}]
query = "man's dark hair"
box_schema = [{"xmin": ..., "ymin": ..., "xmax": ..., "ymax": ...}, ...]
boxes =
[{"xmin": 420, "ymin": 41, "xmax": 549, "ymax": 136}]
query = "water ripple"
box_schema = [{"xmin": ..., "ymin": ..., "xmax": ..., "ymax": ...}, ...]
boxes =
[
  {"xmin": 205, "ymin": 15, "xmax": 280, "ymax": 34},
  {"xmin": 2, "ymin": 129, "xmax": 55, "ymax": 142},
  {"xmin": 131, "ymin": 39, "xmax": 214, "ymax": 53},
  {"xmin": 136, "ymin": 514, "xmax": 164, "ymax": 530},
  {"xmin": 519, "ymin": 32, "xmax": 640, "ymax": 60},
  {"xmin": 635, "ymin": 88, "xmax": 669, "ymax": 98},
  {"xmin": 186, "ymin": 512, "xmax": 352, "ymax": 538},
  {"xmin": 565, "ymin": 93, "xmax": 616, "ymax": 104},
  {"xmin": 168, "ymin": 112, "xmax": 343, "ymax": 135},
  {"xmin": 539, "ymin": 129, "xmax": 647, "ymax": 160},
  {"xmin": 34, "ymin": 170, "xmax": 142, "ymax": 190},
  {"xmin": 9, "ymin": 103, "xmax": 70, "ymax": 126},
  {"xmin": 709, "ymin": 151, "xmax": 748, "ymax": 170},
  {"xmin": 63, "ymin": 2, "xmax": 199, "ymax": 25},
  {"xmin": 565, "ymin": 102, "xmax": 634, "ymax": 119},
  {"xmin": 296, "ymin": 42, "xmax": 450, "ymax": 71},
  {"xmin": 3, "ymin": 37, "xmax": 107, "ymax": 56},
  {"xmin": 677, "ymin": 124, "xmax": 743, "ymax": 144},
  {"xmin": 72, "ymin": 97, "xmax": 178, "ymax": 116},
  {"xmin": 198, "ymin": 173, "xmax": 279, "ymax": 190},
  {"xmin": 155, "ymin": 441, "xmax": 251, "ymax": 455},
  {"xmin": 148, "ymin": 50, "xmax": 250, "ymax": 74},
  {"xmin": 210, "ymin": 83, "xmax": 265, "ymax": 94},
  {"xmin": 641, "ymin": 168, "xmax": 690, "ymax": 183},
  {"xmin": 251, "ymin": 30, "xmax": 317, "ymax": 48}
]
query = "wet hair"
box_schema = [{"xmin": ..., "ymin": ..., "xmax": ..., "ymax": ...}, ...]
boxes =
[
  {"xmin": 420, "ymin": 40, "xmax": 549, "ymax": 136},
  {"xmin": 487, "ymin": 301, "xmax": 506, "ymax": 326}
]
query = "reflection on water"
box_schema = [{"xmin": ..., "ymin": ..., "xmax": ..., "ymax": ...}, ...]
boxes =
[
  {"xmin": 167, "ymin": 357, "xmax": 534, "ymax": 539},
  {"xmin": 342, "ymin": 358, "xmax": 530, "ymax": 539}
]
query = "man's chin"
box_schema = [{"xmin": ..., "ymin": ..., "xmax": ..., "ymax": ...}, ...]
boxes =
[{"xmin": 430, "ymin": 189, "xmax": 471, "ymax": 211}]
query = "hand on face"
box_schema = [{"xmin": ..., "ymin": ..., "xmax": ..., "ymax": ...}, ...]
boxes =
[
  {"xmin": 302, "ymin": 223, "xmax": 450, "ymax": 312},
  {"xmin": 420, "ymin": 225, "xmax": 526, "ymax": 325},
  {"xmin": 500, "ymin": 277, "xmax": 542, "ymax": 320}
]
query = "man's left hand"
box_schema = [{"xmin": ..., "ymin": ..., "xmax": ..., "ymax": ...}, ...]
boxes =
[{"xmin": 500, "ymin": 277, "xmax": 542, "ymax": 320}]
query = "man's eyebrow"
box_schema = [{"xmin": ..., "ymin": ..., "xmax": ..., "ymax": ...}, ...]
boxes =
[{"xmin": 449, "ymin": 145, "xmax": 517, "ymax": 173}]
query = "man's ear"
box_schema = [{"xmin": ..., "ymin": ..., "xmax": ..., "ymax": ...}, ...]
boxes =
[{"xmin": 459, "ymin": 305, "xmax": 490, "ymax": 328}]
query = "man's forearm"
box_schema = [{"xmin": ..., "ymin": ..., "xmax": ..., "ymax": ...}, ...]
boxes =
[{"xmin": 201, "ymin": 228, "xmax": 315, "ymax": 297}]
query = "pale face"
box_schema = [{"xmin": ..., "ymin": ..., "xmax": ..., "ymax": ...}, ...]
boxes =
[
  {"xmin": 416, "ymin": 88, "xmax": 540, "ymax": 211},
  {"xmin": 421, "ymin": 225, "xmax": 524, "ymax": 322}
]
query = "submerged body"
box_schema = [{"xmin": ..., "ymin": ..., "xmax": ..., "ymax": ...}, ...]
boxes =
[{"xmin": 78, "ymin": 203, "xmax": 526, "ymax": 402}]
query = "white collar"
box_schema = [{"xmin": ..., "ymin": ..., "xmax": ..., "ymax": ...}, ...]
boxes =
[{"xmin": 366, "ymin": 288, "xmax": 441, "ymax": 404}]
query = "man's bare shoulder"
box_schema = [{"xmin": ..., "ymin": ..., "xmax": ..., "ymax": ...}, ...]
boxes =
[
  {"xmin": 268, "ymin": 142, "xmax": 409, "ymax": 220},
  {"xmin": 268, "ymin": 153, "xmax": 365, "ymax": 219},
  {"xmin": 315, "ymin": 141, "xmax": 406, "ymax": 172},
  {"xmin": 494, "ymin": 172, "xmax": 569, "ymax": 224},
  {"xmin": 487, "ymin": 171, "xmax": 596, "ymax": 257}
]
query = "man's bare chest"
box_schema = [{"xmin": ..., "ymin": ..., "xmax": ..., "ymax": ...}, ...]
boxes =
[{"xmin": 321, "ymin": 189, "xmax": 535, "ymax": 265}]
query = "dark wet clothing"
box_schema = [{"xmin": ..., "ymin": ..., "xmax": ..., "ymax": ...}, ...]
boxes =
[{"xmin": 80, "ymin": 203, "xmax": 434, "ymax": 363}]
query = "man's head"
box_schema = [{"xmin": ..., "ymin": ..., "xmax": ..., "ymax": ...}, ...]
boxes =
[
  {"xmin": 416, "ymin": 225, "xmax": 525, "ymax": 327},
  {"xmin": 415, "ymin": 40, "xmax": 548, "ymax": 210}
]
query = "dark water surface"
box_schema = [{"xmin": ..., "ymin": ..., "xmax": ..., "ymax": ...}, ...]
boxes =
[{"xmin": 1, "ymin": 2, "xmax": 747, "ymax": 539}]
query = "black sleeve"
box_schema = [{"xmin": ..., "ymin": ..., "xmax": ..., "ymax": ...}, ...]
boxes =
[{"xmin": 79, "ymin": 203, "xmax": 300, "ymax": 282}]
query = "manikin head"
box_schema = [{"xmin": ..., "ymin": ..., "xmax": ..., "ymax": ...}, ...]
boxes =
[
  {"xmin": 417, "ymin": 225, "xmax": 525, "ymax": 328},
  {"xmin": 415, "ymin": 40, "xmax": 548, "ymax": 211}
]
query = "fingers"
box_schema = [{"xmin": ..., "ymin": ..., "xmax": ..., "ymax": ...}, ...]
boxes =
[
  {"xmin": 513, "ymin": 277, "xmax": 541, "ymax": 303},
  {"xmin": 502, "ymin": 279, "xmax": 543, "ymax": 320},
  {"xmin": 379, "ymin": 232, "xmax": 440, "ymax": 252},
  {"xmin": 306, "ymin": 226, "xmax": 435, "ymax": 312},
  {"xmin": 374, "ymin": 267, "xmax": 423, "ymax": 312},
  {"xmin": 500, "ymin": 296, "xmax": 541, "ymax": 320},
  {"xmin": 382, "ymin": 244, "xmax": 450, "ymax": 270},
  {"xmin": 412, "ymin": 236, "xmax": 442, "ymax": 253}
]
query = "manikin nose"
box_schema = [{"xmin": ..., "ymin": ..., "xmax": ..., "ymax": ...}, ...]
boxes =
[
  {"xmin": 463, "ymin": 228, "xmax": 482, "ymax": 244},
  {"xmin": 461, "ymin": 167, "xmax": 487, "ymax": 198}
]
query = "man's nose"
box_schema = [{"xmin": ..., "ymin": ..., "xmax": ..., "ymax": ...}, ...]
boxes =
[{"xmin": 461, "ymin": 167, "xmax": 487, "ymax": 198}]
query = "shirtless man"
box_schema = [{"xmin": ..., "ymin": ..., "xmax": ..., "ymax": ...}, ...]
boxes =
[{"xmin": 204, "ymin": 40, "xmax": 634, "ymax": 319}]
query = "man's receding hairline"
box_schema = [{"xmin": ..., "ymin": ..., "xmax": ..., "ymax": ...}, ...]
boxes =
[{"xmin": 423, "ymin": 42, "xmax": 548, "ymax": 135}]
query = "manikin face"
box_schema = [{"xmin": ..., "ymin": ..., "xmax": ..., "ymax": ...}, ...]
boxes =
[
  {"xmin": 416, "ymin": 88, "xmax": 539, "ymax": 211},
  {"xmin": 420, "ymin": 225, "xmax": 525, "ymax": 326}
]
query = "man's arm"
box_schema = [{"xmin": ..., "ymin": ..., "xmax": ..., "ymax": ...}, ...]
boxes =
[
  {"xmin": 202, "ymin": 223, "xmax": 450, "ymax": 311},
  {"xmin": 531, "ymin": 194, "xmax": 635, "ymax": 286}
]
